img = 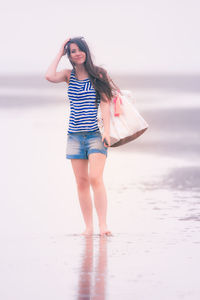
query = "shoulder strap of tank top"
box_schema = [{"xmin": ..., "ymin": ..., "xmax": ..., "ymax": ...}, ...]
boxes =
[{"xmin": 68, "ymin": 69, "xmax": 74, "ymax": 83}]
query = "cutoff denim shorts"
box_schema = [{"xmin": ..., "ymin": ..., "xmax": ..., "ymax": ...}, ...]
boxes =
[{"xmin": 66, "ymin": 130, "xmax": 108, "ymax": 159}]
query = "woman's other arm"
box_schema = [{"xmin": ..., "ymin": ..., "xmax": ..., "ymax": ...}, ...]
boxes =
[{"xmin": 100, "ymin": 95, "xmax": 111, "ymax": 147}]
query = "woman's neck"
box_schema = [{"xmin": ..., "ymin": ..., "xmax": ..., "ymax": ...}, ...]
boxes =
[{"xmin": 74, "ymin": 64, "xmax": 88, "ymax": 78}]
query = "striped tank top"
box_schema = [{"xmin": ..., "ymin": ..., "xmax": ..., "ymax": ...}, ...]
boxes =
[{"xmin": 67, "ymin": 69, "xmax": 101, "ymax": 133}]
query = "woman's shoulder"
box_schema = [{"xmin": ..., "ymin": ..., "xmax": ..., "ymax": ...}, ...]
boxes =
[
  {"xmin": 98, "ymin": 67, "xmax": 112, "ymax": 83},
  {"xmin": 96, "ymin": 66, "xmax": 107, "ymax": 74},
  {"xmin": 95, "ymin": 66, "xmax": 109, "ymax": 80},
  {"xmin": 65, "ymin": 69, "xmax": 73, "ymax": 84}
]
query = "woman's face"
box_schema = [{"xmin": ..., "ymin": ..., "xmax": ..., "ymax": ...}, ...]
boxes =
[{"xmin": 69, "ymin": 43, "xmax": 86, "ymax": 65}]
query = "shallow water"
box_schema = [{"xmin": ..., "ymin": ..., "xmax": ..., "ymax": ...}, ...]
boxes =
[{"xmin": 0, "ymin": 75, "xmax": 200, "ymax": 299}]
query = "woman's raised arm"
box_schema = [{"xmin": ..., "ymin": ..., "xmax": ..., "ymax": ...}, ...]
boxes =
[{"xmin": 45, "ymin": 38, "xmax": 71, "ymax": 83}]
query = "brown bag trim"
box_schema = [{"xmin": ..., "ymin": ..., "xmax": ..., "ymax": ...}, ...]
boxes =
[{"xmin": 110, "ymin": 127, "xmax": 148, "ymax": 148}]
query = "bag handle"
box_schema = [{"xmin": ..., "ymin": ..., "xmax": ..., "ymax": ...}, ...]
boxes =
[{"xmin": 113, "ymin": 94, "xmax": 123, "ymax": 116}]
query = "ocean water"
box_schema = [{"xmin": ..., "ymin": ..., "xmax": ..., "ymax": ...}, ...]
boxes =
[{"xmin": 0, "ymin": 73, "xmax": 200, "ymax": 299}]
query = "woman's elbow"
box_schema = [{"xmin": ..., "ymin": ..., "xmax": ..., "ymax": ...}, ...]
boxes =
[{"xmin": 45, "ymin": 74, "xmax": 50, "ymax": 81}]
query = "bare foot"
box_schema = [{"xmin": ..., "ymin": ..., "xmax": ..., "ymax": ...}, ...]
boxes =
[
  {"xmin": 99, "ymin": 226, "xmax": 112, "ymax": 236},
  {"xmin": 99, "ymin": 230, "xmax": 112, "ymax": 236},
  {"xmin": 81, "ymin": 228, "xmax": 94, "ymax": 236}
]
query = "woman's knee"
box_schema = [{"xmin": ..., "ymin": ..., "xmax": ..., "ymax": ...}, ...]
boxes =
[
  {"xmin": 89, "ymin": 174, "xmax": 103, "ymax": 188},
  {"xmin": 76, "ymin": 176, "xmax": 90, "ymax": 190}
]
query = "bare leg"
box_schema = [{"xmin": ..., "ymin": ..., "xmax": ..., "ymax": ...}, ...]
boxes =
[
  {"xmin": 88, "ymin": 153, "xmax": 112, "ymax": 236},
  {"xmin": 71, "ymin": 159, "xmax": 93, "ymax": 235}
]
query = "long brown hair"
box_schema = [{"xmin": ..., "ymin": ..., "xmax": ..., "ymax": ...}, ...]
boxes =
[{"xmin": 64, "ymin": 37, "xmax": 120, "ymax": 106}]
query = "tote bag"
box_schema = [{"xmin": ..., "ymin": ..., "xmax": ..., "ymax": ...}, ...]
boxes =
[{"xmin": 97, "ymin": 90, "xmax": 149, "ymax": 147}]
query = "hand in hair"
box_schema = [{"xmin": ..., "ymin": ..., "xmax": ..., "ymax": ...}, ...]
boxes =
[{"xmin": 60, "ymin": 38, "xmax": 71, "ymax": 56}]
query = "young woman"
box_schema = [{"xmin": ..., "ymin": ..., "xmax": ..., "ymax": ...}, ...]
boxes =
[{"xmin": 45, "ymin": 37, "xmax": 119, "ymax": 236}]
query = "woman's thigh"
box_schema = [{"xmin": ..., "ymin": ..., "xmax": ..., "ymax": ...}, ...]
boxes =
[
  {"xmin": 88, "ymin": 153, "xmax": 107, "ymax": 181},
  {"xmin": 70, "ymin": 159, "xmax": 90, "ymax": 187}
]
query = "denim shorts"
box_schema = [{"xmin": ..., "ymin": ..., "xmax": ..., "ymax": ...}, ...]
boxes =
[{"xmin": 66, "ymin": 130, "xmax": 108, "ymax": 159}]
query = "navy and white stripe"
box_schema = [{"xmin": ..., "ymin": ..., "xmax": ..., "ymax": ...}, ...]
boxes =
[{"xmin": 67, "ymin": 69, "xmax": 101, "ymax": 133}]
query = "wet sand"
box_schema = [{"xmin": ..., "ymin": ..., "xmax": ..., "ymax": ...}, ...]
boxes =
[{"xmin": 0, "ymin": 76, "xmax": 200, "ymax": 299}]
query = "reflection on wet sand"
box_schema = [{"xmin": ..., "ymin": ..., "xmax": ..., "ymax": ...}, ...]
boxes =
[{"xmin": 77, "ymin": 236, "xmax": 108, "ymax": 300}]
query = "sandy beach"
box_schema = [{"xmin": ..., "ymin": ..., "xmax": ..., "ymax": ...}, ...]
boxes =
[{"xmin": 0, "ymin": 74, "xmax": 200, "ymax": 299}]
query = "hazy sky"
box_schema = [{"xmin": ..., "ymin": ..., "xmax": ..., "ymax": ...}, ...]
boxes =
[{"xmin": 1, "ymin": 0, "xmax": 200, "ymax": 74}]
